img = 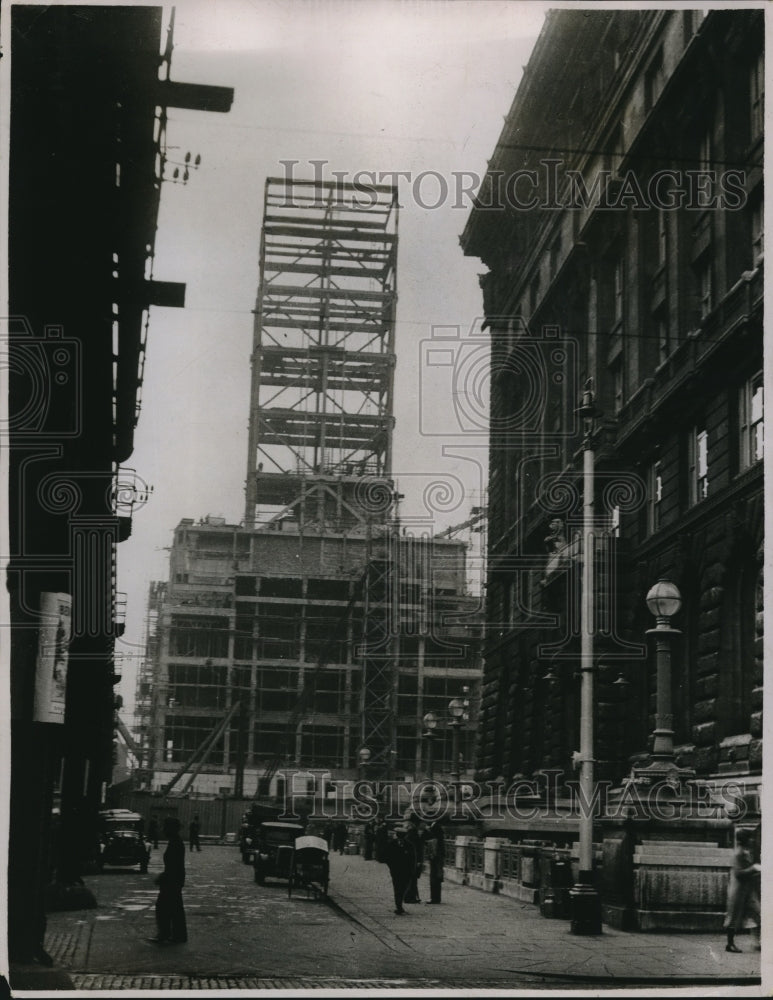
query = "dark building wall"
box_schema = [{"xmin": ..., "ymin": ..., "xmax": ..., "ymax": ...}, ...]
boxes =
[
  {"xmin": 463, "ymin": 9, "xmax": 763, "ymax": 793},
  {"xmin": 8, "ymin": 5, "xmax": 233, "ymax": 961}
]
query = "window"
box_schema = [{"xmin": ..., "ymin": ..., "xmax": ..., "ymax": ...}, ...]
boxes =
[
  {"xmin": 688, "ymin": 427, "xmax": 709, "ymax": 504},
  {"xmin": 657, "ymin": 208, "xmax": 668, "ymax": 266},
  {"xmin": 169, "ymin": 615, "xmax": 229, "ymax": 657},
  {"xmin": 610, "ymin": 357, "xmax": 624, "ymax": 413},
  {"xmin": 647, "ymin": 459, "xmax": 663, "ymax": 535},
  {"xmin": 613, "ymin": 259, "xmax": 625, "ymax": 325},
  {"xmin": 645, "ymin": 47, "xmax": 665, "ymax": 111},
  {"xmin": 751, "ymin": 50, "xmax": 764, "ymax": 142},
  {"xmin": 752, "ymin": 198, "xmax": 764, "ymax": 266},
  {"xmin": 606, "ymin": 124, "xmax": 624, "ymax": 176},
  {"xmin": 697, "ymin": 126, "xmax": 716, "ymax": 205},
  {"xmin": 739, "ymin": 372, "xmax": 764, "ymax": 470},
  {"xmin": 699, "ymin": 127, "xmax": 712, "ymax": 170},
  {"xmin": 656, "ymin": 311, "xmax": 670, "ymax": 364},
  {"xmin": 550, "ymin": 233, "xmax": 562, "ymax": 279},
  {"xmin": 529, "ymin": 273, "xmax": 541, "ymax": 313},
  {"xmin": 698, "ymin": 256, "xmax": 713, "ymax": 319}
]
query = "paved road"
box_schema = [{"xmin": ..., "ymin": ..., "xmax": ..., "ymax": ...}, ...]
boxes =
[
  {"xmin": 34, "ymin": 845, "xmax": 568, "ymax": 990},
  {"xmin": 9, "ymin": 844, "xmax": 764, "ymax": 992}
]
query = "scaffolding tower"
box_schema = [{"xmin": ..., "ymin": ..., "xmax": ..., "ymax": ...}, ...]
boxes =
[{"xmin": 244, "ymin": 177, "xmax": 399, "ymax": 529}]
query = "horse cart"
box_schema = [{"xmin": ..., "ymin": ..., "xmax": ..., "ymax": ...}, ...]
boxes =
[{"xmin": 287, "ymin": 835, "xmax": 329, "ymax": 898}]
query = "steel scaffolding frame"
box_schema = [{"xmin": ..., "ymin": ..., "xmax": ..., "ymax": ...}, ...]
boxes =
[{"xmin": 244, "ymin": 177, "xmax": 398, "ymax": 526}]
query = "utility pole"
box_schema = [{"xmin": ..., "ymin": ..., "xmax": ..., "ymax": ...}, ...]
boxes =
[{"xmin": 570, "ymin": 379, "xmax": 602, "ymax": 935}]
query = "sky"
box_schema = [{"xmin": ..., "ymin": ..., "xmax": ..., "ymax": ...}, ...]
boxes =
[{"xmin": 113, "ymin": 0, "xmax": 548, "ymax": 716}]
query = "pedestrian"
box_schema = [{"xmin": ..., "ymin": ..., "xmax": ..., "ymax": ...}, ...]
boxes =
[
  {"xmin": 332, "ymin": 822, "xmax": 348, "ymax": 855},
  {"xmin": 724, "ymin": 828, "xmax": 761, "ymax": 952},
  {"xmin": 422, "ymin": 819, "xmax": 445, "ymax": 904},
  {"xmin": 363, "ymin": 820, "xmax": 374, "ymax": 861},
  {"xmin": 403, "ymin": 813, "xmax": 424, "ymax": 903},
  {"xmin": 323, "ymin": 821, "xmax": 334, "ymax": 850},
  {"xmin": 150, "ymin": 818, "xmax": 187, "ymax": 945},
  {"xmin": 374, "ymin": 817, "xmax": 388, "ymax": 863},
  {"xmin": 385, "ymin": 826, "xmax": 416, "ymax": 915},
  {"xmin": 148, "ymin": 817, "xmax": 159, "ymax": 850},
  {"xmin": 189, "ymin": 814, "xmax": 202, "ymax": 852}
]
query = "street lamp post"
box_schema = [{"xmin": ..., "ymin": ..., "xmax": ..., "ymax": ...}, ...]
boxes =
[
  {"xmin": 447, "ymin": 691, "xmax": 469, "ymax": 800},
  {"xmin": 448, "ymin": 699, "xmax": 464, "ymax": 796},
  {"xmin": 422, "ymin": 712, "xmax": 437, "ymax": 781},
  {"xmin": 569, "ymin": 379, "xmax": 602, "ymax": 936},
  {"xmin": 631, "ymin": 580, "xmax": 694, "ymax": 788}
]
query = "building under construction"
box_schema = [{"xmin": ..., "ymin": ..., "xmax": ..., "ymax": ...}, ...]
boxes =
[{"xmin": 133, "ymin": 179, "xmax": 482, "ymax": 798}]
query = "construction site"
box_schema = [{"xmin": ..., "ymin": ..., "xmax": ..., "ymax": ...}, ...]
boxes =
[{"xmin": 126, "ymin": 178, "xmax": 483, "ymax": 811}]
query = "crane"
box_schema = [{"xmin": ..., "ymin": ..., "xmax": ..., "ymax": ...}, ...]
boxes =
[{"xmin": 436, "ymin": 506, "xmax": 486, "ymax": 539}]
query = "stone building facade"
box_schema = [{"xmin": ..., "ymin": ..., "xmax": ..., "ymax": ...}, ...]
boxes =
[{"xmin": 461, "ymin": 9, "xmax": 763, "ymax": 806}]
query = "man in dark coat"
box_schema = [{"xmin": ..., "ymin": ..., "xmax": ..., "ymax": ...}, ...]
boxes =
[
  {"xmin": 150, "ymin": 818, "xmax": 187, "ymax": 944},
  {"xmin": 422, "ymin": 819, "xmax": 446, "ymax": 904},
  {"xmin": 374, "ymin": 817, "xmax": 389, "ymax": 862},
  {"xmin": 385, "ymin": 827, "xmax": 415, "ymax": 915},
  {"xmin": 403, "ymin": 813, "xmax": 424, "ymax": 903}
]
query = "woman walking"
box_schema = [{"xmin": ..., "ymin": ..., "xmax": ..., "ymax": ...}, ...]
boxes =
[
  {"xmin": 724, "ymin": 828, "xmax": 760, "ymax": 953},
  {"xmin": 150, "ymin": 818, "xmax": 187, "ymax": 945}
]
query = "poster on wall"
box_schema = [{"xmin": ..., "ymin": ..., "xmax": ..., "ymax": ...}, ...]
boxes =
[{"xmin": 32, "ymin": 591, "xmax": 72, "ymax": 724}]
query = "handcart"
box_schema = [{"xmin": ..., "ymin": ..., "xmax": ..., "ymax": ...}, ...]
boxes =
[{"xmin": 288, "ymin": 835, "xmax": 329, "ymax": 898}]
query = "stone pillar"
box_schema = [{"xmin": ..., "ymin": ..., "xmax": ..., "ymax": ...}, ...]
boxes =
[
  {"xmin": 453, "ymin": 835, "xmax": 472, "ymax": 885},
  {"xmin": 519, "ymin": 845, "xmax": 541, "ymax": 903},
  {"xmin": 484, "ymin": 837, "xmax": 507, "ymax": 893}
]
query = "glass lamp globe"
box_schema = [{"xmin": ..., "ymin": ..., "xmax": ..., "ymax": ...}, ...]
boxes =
[
  {"xmin": 448, "ymin": 697, "xmax": 465, "ymax": 720},
  {"xmin": 422, "ymin": 711, "xmax": 437, "ymax": 730},
  {"xmin": 358, "ymin": 746, "xmax": 372, "ymax": 763},
  {"xmin": 646, "ymin": 579, "xmax": 682, "ymax": 619}
]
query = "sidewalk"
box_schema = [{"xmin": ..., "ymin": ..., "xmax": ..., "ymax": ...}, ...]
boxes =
[
  {"xmin": 8, "ymin": 847, "xmax": 765, "ymax": 993},
  {"xmin": 326, "ymin": 851, "xmax": 764, "ymax": 987}
]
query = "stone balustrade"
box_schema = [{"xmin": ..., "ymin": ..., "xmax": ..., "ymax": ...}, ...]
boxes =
[{"xmin": 443, "ymin": 834, "xmax": 734, "ymax": 930}]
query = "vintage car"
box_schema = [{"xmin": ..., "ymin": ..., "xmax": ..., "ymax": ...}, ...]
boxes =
[
  {"xmin": 253, "ymin": 821, "xmax": 305, "ymax": 884},
  {"xmin": 97, "ymin": 809, "xmax": 151, "ymax": 873}
]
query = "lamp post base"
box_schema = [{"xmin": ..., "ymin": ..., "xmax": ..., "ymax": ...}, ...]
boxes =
[
  {"xmin": 629, "ymin": 758, "xmax": 696, "ymax": 798},
  {"xmin": 569, "ymin": 878, "xmax": 602, "ymax": 935}
]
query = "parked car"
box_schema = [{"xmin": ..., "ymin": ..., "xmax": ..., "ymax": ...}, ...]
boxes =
[
  {"xmin": 253, "ymin": 821, "xmax": 305, "ymax": 884},
  {"xmin": 97, "ymin": 809, "xmax": 151, "ymax": 873}
]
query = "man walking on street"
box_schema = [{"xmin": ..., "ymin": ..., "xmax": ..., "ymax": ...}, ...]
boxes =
[
  {"xmin": 189, "ymin": 815, "xmax": 202, "ymax": 852},
  {"xmin": 423, "ymin": 819, "xmax": 445, "ymax": 904},
  {"xmin": 385, "ymin": 825, "xmax": 415, "ymax": 915},
  {"xmin": 150, "ymin": 818, "xmax": 187, "ymax": 944}
]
